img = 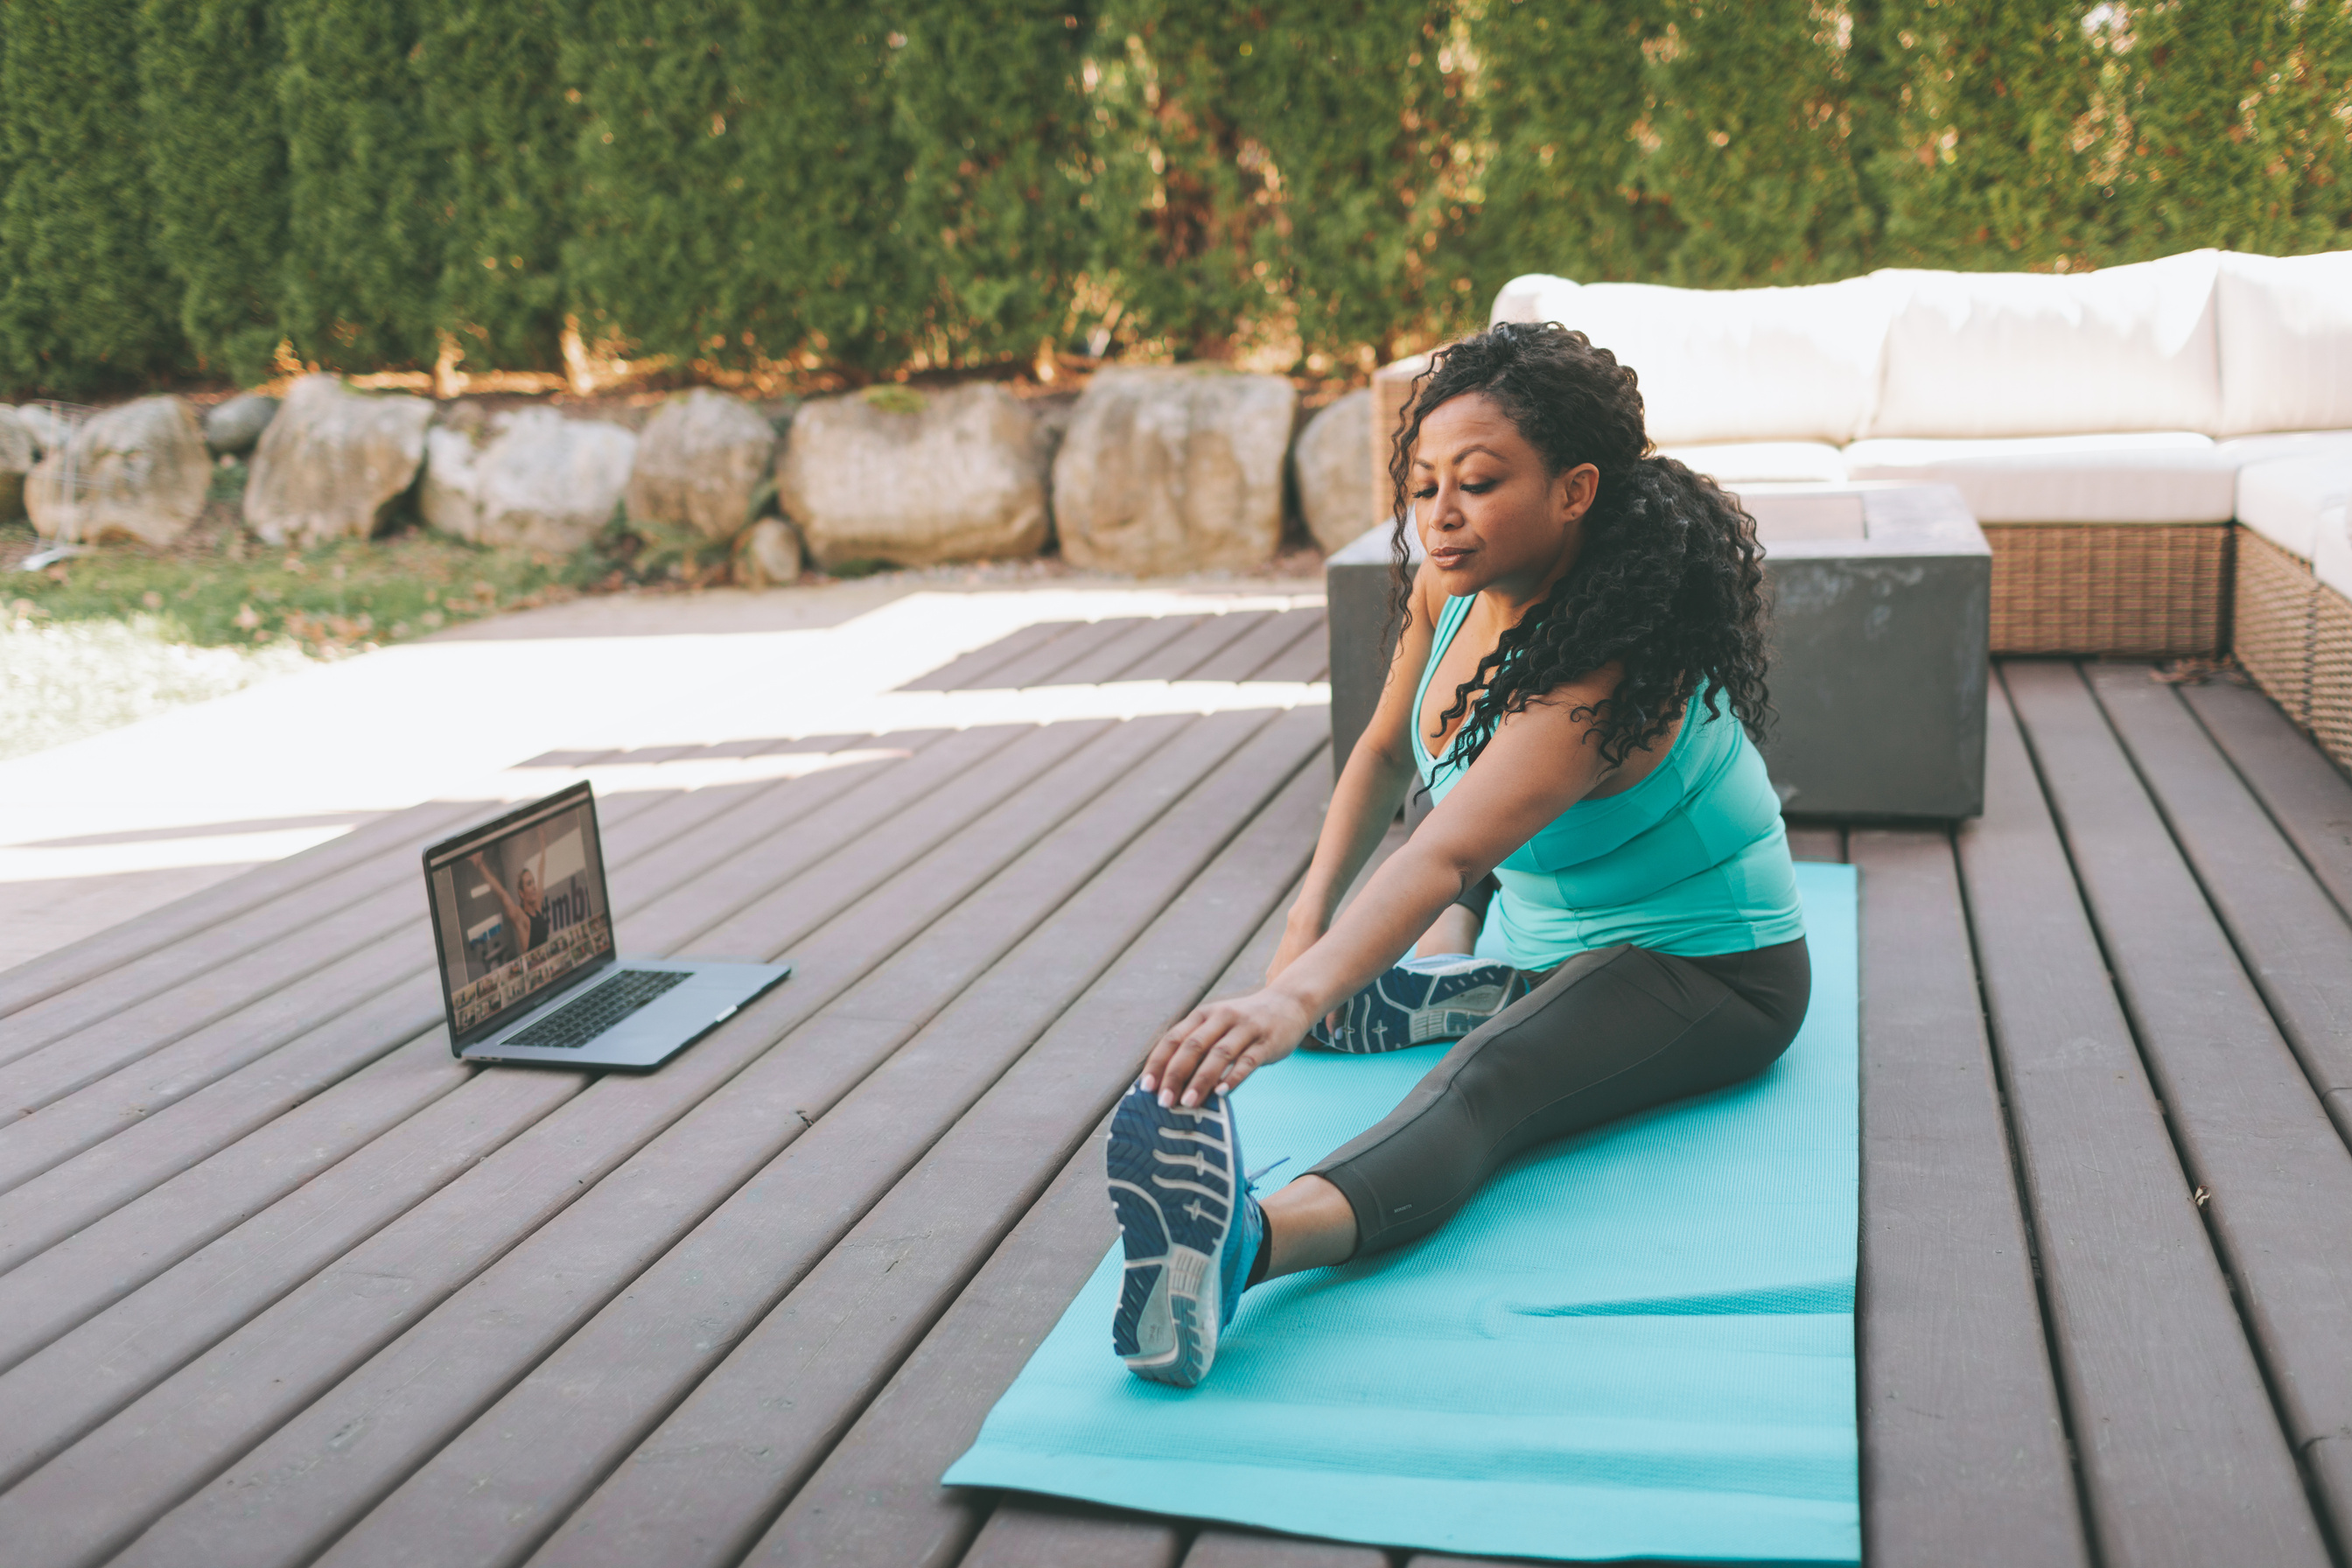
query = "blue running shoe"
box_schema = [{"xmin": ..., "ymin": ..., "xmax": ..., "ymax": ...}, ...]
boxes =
[
  {"xmin": 1107, "ymin": 1082, "xmax": 1264, "ymax": 1388},
  {"xmin": 1306, "ymin": 956, "xmax": 1526, "ymax": 1054}
]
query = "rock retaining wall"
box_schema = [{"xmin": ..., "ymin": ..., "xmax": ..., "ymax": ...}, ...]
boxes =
[{"xmin": 12, "ymin": 370, "xmax": 1382, "ymax": 579}]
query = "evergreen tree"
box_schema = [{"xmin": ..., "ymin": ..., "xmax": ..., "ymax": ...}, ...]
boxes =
[
  {"xmin": 0, "ymin": 0, "xmax": 187, "ymax": 393},
  {"xmin": 563, "ymin": 0, "xmax": 910, "ymax": 373},
  {"xmin": 1636, "ymin": 0, "xmax": 1877, "ymax": 287},
  {"xmin": 276, "ymin": 0, "xmax": 443, "ymax": 369},
  {"xmin": 1459, "ymin": 0, "xmax": 1662, "ymax": 293},
  {"xmin": 417, "ymin": 0, "xmax": 574, "ymax": 371},
  {"xmin": 2100, "ymin": 0, "xmax": 2352, "ymax": 260},
  {"xmin": 138, "ymin": 0, "xmax": 291, "ymax": 387},
  {"xmin": 884, "ymin": 0, "xmax": 1101, "ymax": 368},
  {"xmin": 1861, "ymin": 0, "xmax": 2104, "ymax": 271},
  {"xmin": 1090, "ymin": 0, "xmax": 1474, "ymax": 366}
]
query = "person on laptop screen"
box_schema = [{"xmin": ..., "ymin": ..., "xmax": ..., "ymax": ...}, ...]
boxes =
[
  {"xmin": 1103, "ymin": 321, "xmax": 1810, "ymax": 1390},
  {"xmin": 470, "ymin": 830, "xmax": 551, "ymax": 967}
]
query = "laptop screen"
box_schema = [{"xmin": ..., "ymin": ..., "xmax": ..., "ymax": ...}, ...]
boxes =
[{"xmin": 424, "ymin": 783, "xmax": 616, "ymax": 1046}]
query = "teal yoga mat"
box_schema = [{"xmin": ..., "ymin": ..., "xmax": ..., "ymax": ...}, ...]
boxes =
[{"xmin": 947, "ymin": 862, "xmax": 1859, "ymax": 1564}]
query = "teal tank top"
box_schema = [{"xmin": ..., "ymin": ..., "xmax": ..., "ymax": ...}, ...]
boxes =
[{"xmin": 1413, "ymin": 593, "xmax": 1806, "ymax": 969}]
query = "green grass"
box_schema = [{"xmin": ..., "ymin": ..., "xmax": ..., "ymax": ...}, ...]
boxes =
[{"xmin": 0, "ymin": 508, "xmax": 615, "ymax": 658}]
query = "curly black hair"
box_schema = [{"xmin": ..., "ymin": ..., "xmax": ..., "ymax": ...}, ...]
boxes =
[{"xmin": 1385, "ymin": 320, "xmax": 1771, "ymax": 771}]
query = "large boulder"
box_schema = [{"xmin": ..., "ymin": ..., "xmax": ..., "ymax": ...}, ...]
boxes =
[
  {"xmin": 0, "ymin": 408, "xmax": 35, "ymax": 519},
  {"xmin": 419, "ymin": 422, "xmax": 484, "ymax": 541},
  {"xmin": 1053, "ymin": 366, "xmax": 1296, "ymax": 574},
  {"xmin": 778, "ymin": 382, "xmax": 1048, "ymax": 569},
  {"xmin": 422, "ymin": 408, "xmax": 635, "ymax": 556},
  {"xmin": 243, "ymin": 374, "xmax": 433, "ymax": 547},
  {"xmin": 204, "ymin": 393, "xmax": 279, "ymax": 456},
  {"xmin": 1292, "ymin": 388, "xmax": 1376, "ymax": 553},
  {"xmin": 16, "ymin": 404, "xmax": 69, "ymax": 453},
  {"xmin": 626, "ymin": 388, "xmax": 778, "ymax": 542},
  {"xmin": 24, "ymin": 396, "xmax": 211, "ymax": 547}
]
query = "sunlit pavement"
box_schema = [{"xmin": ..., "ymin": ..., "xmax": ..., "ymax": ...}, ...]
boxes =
[{"xmin": 0, "ymin": 574, "xmax": 1326, "ymax": 970}]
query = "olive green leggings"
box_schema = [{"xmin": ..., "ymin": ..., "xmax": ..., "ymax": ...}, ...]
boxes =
[{"xmin": 1308, "ymin": 936, "xmax": 1811, "ymax": 1257}]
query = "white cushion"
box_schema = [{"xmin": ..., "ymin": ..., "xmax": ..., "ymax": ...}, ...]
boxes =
[
  {"xmin": 2238, "ymin": 453, "xmax": 2352, "ymax": 559},
  {"xmin": 1841, "ymin": 432, "xmax": 2236, "ymax": 523},
  {"xmin": 2217, "ymin": 251, "xmax": 2352, "ymax": 437},
  {"xmin": 2217, "ymin": 428, "xmax": 2352, "ymax": 466},
  {"xmin": 1657, "ymin": 441, "xmax": 1847, "ymax": 484},
  {"xmin": 1490, "ymin": 273, "xmax": 1570, "ymax": 327},
  {"xmin": 1489, "ymin": 273, "xmax": 1893, "ymax": 446},
  {"xmin": 1867, "ymin": 251, "xmax": 2222, "ymax": 438},
  {"xmin": 2312, "ymin": 502, "xmax": 2352, "ymax": 600}
]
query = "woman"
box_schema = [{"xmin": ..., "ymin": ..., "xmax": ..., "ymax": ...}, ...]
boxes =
[{"xmin": 1107, "ymin": 322, "xmax": 1810, "ymax": 1389}]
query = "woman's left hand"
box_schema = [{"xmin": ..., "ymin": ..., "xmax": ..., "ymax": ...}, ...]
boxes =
[{"xmin": 1140, "ymin": 987, "xmax": 1316, "ymax": 1109}]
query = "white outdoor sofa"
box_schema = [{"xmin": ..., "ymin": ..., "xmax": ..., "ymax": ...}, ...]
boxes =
[{"xmin": 1369, "ymin": 248, "xmax": 2352, "ymax": 773}]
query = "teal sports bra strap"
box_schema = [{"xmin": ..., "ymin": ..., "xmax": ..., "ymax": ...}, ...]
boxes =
[{"xmin": 1412, "ymin": 594, "xmax": 1477, "ymax": 775}]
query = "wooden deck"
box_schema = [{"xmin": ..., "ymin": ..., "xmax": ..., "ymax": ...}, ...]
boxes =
[{"xmin": 1, "ymin": 614, "xmax": 2349, "ymax": 1568}]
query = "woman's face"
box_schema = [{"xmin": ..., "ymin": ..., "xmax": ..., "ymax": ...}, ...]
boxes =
[
  {"xmin": 519, "ymin": 868, "xmax": 542, "ymax": 914},
  {"xmin": 1410, "ymin": 392, "xmax": 1597, "ymax": 604}
]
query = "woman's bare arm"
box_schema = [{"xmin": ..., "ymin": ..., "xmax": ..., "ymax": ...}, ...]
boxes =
[
  {"xmin": 1145, "ymin": 664, "xmax": 1627, "ymax": 1107},
  {"xmin": 1265, "ymin": 564, "xmax": 1444, "ymax": 982}
]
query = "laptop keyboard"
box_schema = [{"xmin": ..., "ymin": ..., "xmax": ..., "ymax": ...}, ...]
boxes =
[{"xmin": 502, "ymin": 969, "xmax": 690, "ymax": 1051}]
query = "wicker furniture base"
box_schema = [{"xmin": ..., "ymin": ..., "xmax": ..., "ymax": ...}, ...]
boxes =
[
  {"xmin": 2313, "ymin": 577, "xmax": 2352, "ymax": 776},
  {"xmin": 2232, "ymin": 529, "xmax": 2322, "ymax": 725},
  {"xmin": 1986, "ymin": 523, "xmax": 2230, "ymax": 657}
]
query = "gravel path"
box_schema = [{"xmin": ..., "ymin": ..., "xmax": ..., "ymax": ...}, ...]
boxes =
[{"xmin": 0, "ymin": 612, "xmax": 312, "ymax": 760}]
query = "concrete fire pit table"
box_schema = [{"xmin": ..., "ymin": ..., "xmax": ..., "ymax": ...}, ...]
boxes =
[{"xmin": 1323, "ymin": 481, "xmax": 1992, "ymax": 821}]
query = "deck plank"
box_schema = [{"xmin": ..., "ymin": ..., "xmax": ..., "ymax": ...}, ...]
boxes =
[
  {"xmin": 0, "ymin": 721, "xmax": 1123, "ymax": 1566},
  {"xmin": 1784, "ymin": 824, "xmax": 1844, "ymax": 862},
  {"xmin": 1144, "ymin": 611, "xmax": 1277, "ymax": 682},
  {"xmin": 0, "ymin": 795, "xmax": 488, "ymax": 1068},
  {"xmin": 1960, "ymin": 673, "xmax": 2330, "ymax": 1568},
  {"xmin": 0, "ymin": 743, "xmax": 911, "ymax": 1234},
  {"xmin": 962, "ymin": 1499, "xmax": 1186, "ymax": 1568},
  {"xmin": 2007, "ymin": 662, "xmax": 2352, "ymax": 1545},
  {"xmin": 1188, "ymin": 608, "xmax": 1324, "ymax": 683},
  {"xmin": 2177, "ymin": 676, "xmax": 2352, "ymax": 920},
  {"xmin": 0, "ymin": 785, "xmax": 660, "ymax": 1116},
  {"xmin": 768, "ymin": 847, "xmax": 1390, "ymax": 1568},
  {"xmin": 1058, "ymin": 614, "xmax": 1214, "ymax": 686},
  {"xmin": 898, "ymin": 621, "xmax": 1082, "ymax": 692},
  {"xmin": 157, "ymin": 712, "xmax": 1279, "ymax": 1568},
  {"xmin": 1182, "ymin": 1530, "xmax": 1387, "ymax": 1567},
  {"xmin": 0, "ymin": 800, "xmax": 461, "ymax": 1018},
  {"xmin": 1247, "ymin": 620, "xmax": 1330, "ymax": 684},
  {"xmin": 0, "ymin": 741, "xmax": 921, "ymax": 1320},
  {"xmin": 494, "ymin": 719, "xmax": 1326, "ymax": 1568},
  {"xmin": 2089, "ymin": 667, "xmax": 2352, "ymax": 1144},
  {"xmin": 988, "ymin": 618, "xmax": 1147, "ymax": 689},
  {"xmin": 1848, "ymin": 829, "xmax": 2088, "ymax": 1568}
]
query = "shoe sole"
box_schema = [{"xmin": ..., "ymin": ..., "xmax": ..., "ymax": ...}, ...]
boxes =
[
  {"xmin": 1107, "ymin": 1089, "xmax": 1236, "ymax": 1389},
  {"xmin": 1312, "ymin": 963, "xmax": 1524, "ymax": 1054}
]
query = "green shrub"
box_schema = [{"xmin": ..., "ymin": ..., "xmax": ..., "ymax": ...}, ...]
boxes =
[
  {"xmin": 884, "ymin": 1, "xmax": 1102, "ymax": 368},
  {"xmin": 276, "ymin": 0, "xmax": 443, "ymax": 369},
  {"xmin": 417, "ymin": 0, "xmax": 577, "ymax": 371},
  {"xmin": 138, "ymin": 0, "xmax": 291, "ymax": 387},
  {"xmin": 0, "ymin": 0, "xmax": 186, "ymax": 393},
  {"xmin": 1, "ymin": 0, "xmax": 2348, "ymax": 394},
  {"xmin": 1460, "ymin": 1, "xmax": 1664, "ymax": 296},
  {"xmin": 561, "ymin": 2, "xmax": 910, "ymax": 372}
]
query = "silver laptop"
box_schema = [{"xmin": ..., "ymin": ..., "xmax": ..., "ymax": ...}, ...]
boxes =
[{"xmin": 423, "ymin": 781, "xmax": 789, "ymax": 1070}]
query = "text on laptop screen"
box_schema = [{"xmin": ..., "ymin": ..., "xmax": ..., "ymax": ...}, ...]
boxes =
[{"xmin": 426, "ymin": 789, "xmax": 613, "ymax": 1039}]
